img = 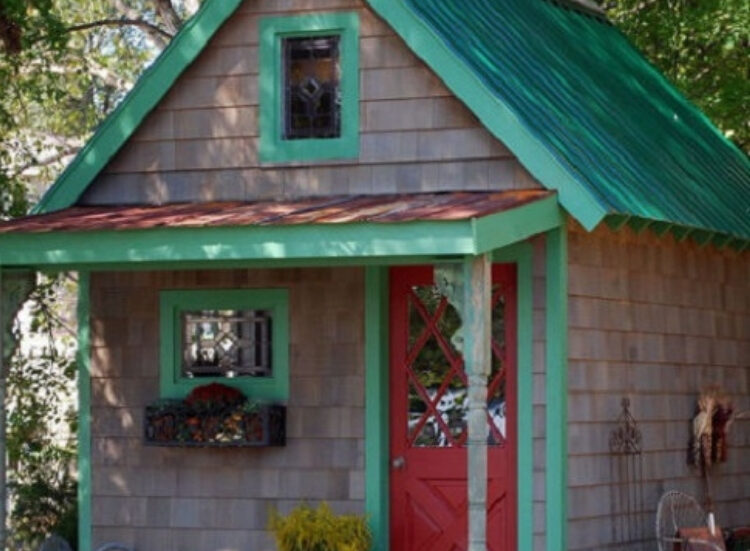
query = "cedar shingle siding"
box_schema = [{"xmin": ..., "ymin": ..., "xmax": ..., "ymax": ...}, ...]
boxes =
[
  {"xmin": 567, "ymin": 223, "xmax": 750, "ymax": 551},
  {"xmin": 80, "ymin": 0, "xmax": 538, "ymax": 207},
  {"xmin": 90, "ymin": 268, "xmax": 365, "ymax": 549}
]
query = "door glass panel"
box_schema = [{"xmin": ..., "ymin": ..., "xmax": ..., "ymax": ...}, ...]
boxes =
[
  {"xmin": 405, "ymin": 280, "xmax": 508, "ymax": 448},
  {"xmin": 488, "ymin": 285, "xmax": 507, "ymax": 446}
]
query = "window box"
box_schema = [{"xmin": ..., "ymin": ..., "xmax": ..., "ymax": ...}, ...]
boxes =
[
  {"xmin": 145, "ymin": 383, "xmax": 286, "ymax": 447},
  {"xmin": 259, "ymin": 12, "xmax": 360, "ymax": 163}
]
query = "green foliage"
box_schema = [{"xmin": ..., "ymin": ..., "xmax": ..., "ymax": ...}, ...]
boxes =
[
  {"xmin": 269, "ymin": 503, "xmax": 372, "ymax": 551},
  {"xmin": 0, "ymin": 1, "xmax": 201, "ymax": 211},
  {"xmin": 0, "ymin": 3, "xmax": 201, "ymax": 548},
  {"xmin": 600, "ymin": 0, "xmax": 750, "ymax": 153},
  {"xmin": 6, "ymin": 274, "xmax": 78, "ymax": 549}
]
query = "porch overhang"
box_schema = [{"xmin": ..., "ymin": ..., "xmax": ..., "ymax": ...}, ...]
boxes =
[{"xmin": 0, "ymin": 191, "xmax": 563, "ymax": 269}]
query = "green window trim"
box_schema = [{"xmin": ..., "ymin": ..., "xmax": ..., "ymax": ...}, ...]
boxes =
[
  {"xmin": 259, "ymin": 12, "xmax": 360, "ymax": 163},
  {"xmin": 159, "ymin": 288, "xmax": 289, "ymax": 401}
]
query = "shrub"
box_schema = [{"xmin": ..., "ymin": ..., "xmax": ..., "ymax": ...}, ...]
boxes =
[{"xmin": 269, "ymin": 503, "xmax": 371, "ymax": 551}]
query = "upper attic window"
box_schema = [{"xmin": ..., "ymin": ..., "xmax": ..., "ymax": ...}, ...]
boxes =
[
  {"xmin": 284, "ymin": 36, "xmax": 341, "ymax": 140},
  {"xmin": 260, "ymin": 13, "xmax": 359, "ymax": 163}
]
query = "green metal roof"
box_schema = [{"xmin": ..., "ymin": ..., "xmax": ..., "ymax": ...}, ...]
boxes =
[
  {"xmin": 369, "ymin": 0, "xmax": 750, "ymax": 242},
  {"xmin": 33, "ymin": 0, "xmax": 750, "ymax": 244}
]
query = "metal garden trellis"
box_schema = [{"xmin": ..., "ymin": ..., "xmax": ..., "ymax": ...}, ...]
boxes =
[{"xmin": 609, "ymin": 397, "xmax": 646, "ymax": 546}]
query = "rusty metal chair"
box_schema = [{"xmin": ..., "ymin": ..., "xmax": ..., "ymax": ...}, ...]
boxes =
[{"xmin": 656, "ymin": 491, "xmax": 726, "ymax": 551}]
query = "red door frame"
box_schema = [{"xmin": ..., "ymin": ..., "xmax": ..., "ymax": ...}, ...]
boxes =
[{"xmin": 389, "ymin": 264, "xmax": 518, "ymax": 551}]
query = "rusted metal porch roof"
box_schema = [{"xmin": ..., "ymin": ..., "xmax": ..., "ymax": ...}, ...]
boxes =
[{"xmin": 0, "ymin": 191, "xmax": 551, "ymax": 234}]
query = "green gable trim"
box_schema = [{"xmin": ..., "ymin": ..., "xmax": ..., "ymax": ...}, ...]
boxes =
[
  {"xmin": 259, "ymin": 12, "xmax": 360, "ymax": 163},
  {"xmin": 0, "ymin": 195, "xmax": 563, "ymax": 268},
  {"xmin": 32, "ymin": 0, "xmax": 244, "ymax": 214},
  {"xmin": 159, "ymin": 289, "xmax": 289, "ymax": 401},
  {"xmin": 365, "ymin": 0, "xmax": 608, "ymax": 232}
]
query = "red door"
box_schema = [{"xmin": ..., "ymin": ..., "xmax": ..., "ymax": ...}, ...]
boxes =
[{"xmin": 389, "ymin": 265, "xmax": 517, "ymax": 551}]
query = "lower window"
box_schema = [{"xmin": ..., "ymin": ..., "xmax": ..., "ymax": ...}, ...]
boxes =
[{"xmin": 160, "ymin": 289, "xmax": 289, "ymax": 401}]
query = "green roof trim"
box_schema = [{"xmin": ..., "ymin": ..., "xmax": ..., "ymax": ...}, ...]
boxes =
[
  {"xmin": 32, "ymin": 0, "xmax": 244, "ymax": 214},
  {"xmin": 367, "ymin": 0, "xmax": 750, "ymax": 240}
]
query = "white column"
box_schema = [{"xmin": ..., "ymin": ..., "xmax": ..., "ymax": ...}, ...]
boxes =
[{"xmin": 463, "ymin": 254, "xmax": 492, "ymax": 551}]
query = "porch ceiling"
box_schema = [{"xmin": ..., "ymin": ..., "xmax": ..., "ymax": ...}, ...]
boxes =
[{"xmin": 0, "ymin": 191, "xmax": 562, "ymax": 268}]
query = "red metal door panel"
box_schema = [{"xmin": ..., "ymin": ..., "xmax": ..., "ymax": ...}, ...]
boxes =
[{"xmin": 390, "ymin": 265, "xmax": 517, "ymax": 551}]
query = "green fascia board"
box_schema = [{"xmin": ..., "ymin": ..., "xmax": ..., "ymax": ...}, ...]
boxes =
[
  {"xmin": 0, "ymin": 198, "xmax": 563, "ymax": 268},
  {"xmin": 32, "ymin": 0, "xmax": 244, "ymax": 214},
  {"xmin": 365, "ymin": 0, "xmax": 609, "ymax": 232},
  {"xmin": 0, "ymin": 222, "xmax": 476, "ymax": 267},
  {"xmin": 473, "ymin": 194, "xmax": 564, "ymax": 253},
  {"xmin": 259, "ymin": 12, "xmax": 360, "ymax": 163},
  {"xmin": 159, "ymin": 289, "xmax": 289, "ymax": 401}
]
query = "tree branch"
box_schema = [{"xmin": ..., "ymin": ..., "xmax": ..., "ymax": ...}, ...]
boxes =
[
  {"xmin": 153, "ymin": 0, "xmax": 183, "ymax": 36},
  {"xmin": 66, "ymin": 18, "xmax": 173, "ymax": 40},
  {"xmin": 112, "ymin": 0, "xmax": 168, "ymax": 48},
  {"xmin": 11, "ymin": 147, "xmax": 80, "ymax": 179}
]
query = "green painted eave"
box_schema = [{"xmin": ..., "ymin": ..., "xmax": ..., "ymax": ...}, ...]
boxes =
[
  {"xmin": 604, "ymin": 214, "xmax": 750, "ymax": 252},
  {"xmin": 32, "ymin": 0, "xmax": 244, "ymax": 215},
  {"xmin": 367, "ymin": 0, "xmax": 750, "ymax": 239},
  {"xmin": 1, "ymin": 194, "xmax": 564, "ymax": 269}
]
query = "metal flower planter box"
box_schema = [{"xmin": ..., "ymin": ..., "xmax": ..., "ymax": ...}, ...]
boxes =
[{"xmin": 144, "ymin": 401, "xmax": 286, "ymax": 447}]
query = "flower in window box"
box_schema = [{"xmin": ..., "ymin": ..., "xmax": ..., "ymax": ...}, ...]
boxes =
[{"xmin": 185, "ymin": 382, "xmax": 246, "ymax": 413}]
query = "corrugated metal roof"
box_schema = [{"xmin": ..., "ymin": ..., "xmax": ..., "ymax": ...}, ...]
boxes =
[
  {"xmin": 401, "ymin": 0, "xmax": 750, "ymax": 239},
  {"xmin": 0, "ymin": 191, "xmax": 551, "ymax": 234}
]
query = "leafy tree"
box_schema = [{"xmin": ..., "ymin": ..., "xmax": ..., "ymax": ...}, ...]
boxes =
[
  {"xmin": 6, "ymin": 274, "xmax": 78, "ymax": 549},
  {"xmin": 1, "ymin": 2, "xmax": 199, "ymax": 548},
  {"xmin": 600, "ymin": 0, "xmax": 750, "ymax": 153}
]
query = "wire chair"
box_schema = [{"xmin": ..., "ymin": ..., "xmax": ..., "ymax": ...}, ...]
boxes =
[
  {"xmin": 38, "ymin": 536, "xmax": 72, "ymax": 551},
  {"xmin": 656, "ymin": 491, "xmax": 725, "ymax": 551}
]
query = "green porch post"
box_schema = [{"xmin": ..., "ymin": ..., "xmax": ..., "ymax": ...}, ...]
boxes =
[
  {"xmin": 494, "ymin": 243, "xmax": 534, "ymax": 551},
  {"xmin": 546, "ymin": 227, "xmax": 568, "ymax": 551},
  {"xmin": 77, "ymin": 272, "xmax": 92, "ymax": 551},
  {"xmin": 365, "ymin": 267, "xmax": 389, "ymax": 551}
]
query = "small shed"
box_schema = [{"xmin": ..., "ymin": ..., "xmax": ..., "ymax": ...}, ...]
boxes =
[{"xmin": 0, "ymin": 0, "xmax": 747, "ymax": 550}]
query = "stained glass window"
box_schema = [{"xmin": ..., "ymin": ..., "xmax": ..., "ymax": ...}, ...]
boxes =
[
  {"xmin": 182, "ymin": 309, "xmax": 272, "ymax": 379},
  {"xmin": 283, "ymin": 35, "xmax": 341, "ymax": 140}
]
